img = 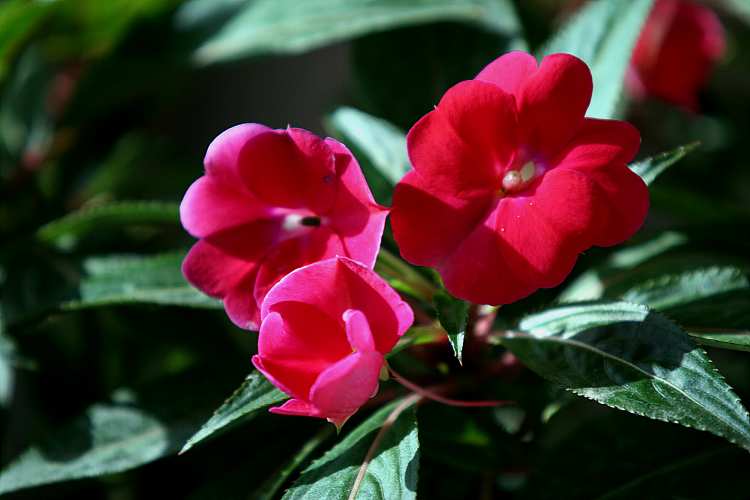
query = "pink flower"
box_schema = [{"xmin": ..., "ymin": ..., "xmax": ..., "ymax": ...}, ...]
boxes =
[
  {"xmin": 391, "ymin": 51, "xmax": 649, "ymax": 305},
  {"xmin": 180, "ymin": 125, "xmax": 388, "ymax": 330},
  {"xmin": 252, "ymin": 257, "xmax": 413, "ymax": 426},
  {"xmin": 628, "ymin": 0, "xmax": 725, "ymax": 110}
]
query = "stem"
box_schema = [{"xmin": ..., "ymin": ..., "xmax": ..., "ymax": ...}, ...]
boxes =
[
  {"xmin": 347, "ymin": 394, "xmax": 421, "ymax": 500},
  {"xmin": 388, "ymin": 365, "xmax": 512, "ymax": 408},
  {"xmin": 376, "ymin": 248, "xmax": 436, "ymax": 301}
]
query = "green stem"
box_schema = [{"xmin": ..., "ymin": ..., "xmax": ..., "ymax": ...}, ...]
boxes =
[{"xmin": 376, "ymin": 248, "xmax": 436, "ymax": 302}]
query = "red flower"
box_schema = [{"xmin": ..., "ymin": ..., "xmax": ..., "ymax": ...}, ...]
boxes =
[
  {"xmin": 391, "ymin": 51, "xmax": 649, "ymax": 305},
  {"xmin": 180, "ymin": 125, "xmax": 388, "ymax": 330},
  {"xmin": 252, "ymin": 257, "xmax": 413, "ymax": 426},
  {"xmin": 628, "ymin": 0, "xmax": 725, "ymax": 110}
]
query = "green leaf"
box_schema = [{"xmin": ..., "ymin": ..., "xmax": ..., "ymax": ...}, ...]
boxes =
[
  {"xmin": 621, "ymin": 267, "xmax": 749, "ymax": 311},
  {"xmin": 283, "ymin": 398, "xmax": 419, "ymax": 499},
  {"xmin": 37, "ymin": 201, "xmax": 179, "ymax": 251},
  {"xmin": 251, "ymin": 427, "xmax": 333, "ymax": 500},
  {"xmin": 723, "ymin": 0, "xmax": 750, "ymax": 24},
  {"xmin": 182, "ymin": 0, "xmax": 522, "ymax": 65},
  {"xmin": 628, "ymin": 142, "xmax": 700, "ymax": 185},
  {"xmin": 559, "ymin": 232, "xmax": 688, "ymax": 303},
  {"xmin": 434, "ymin": 290, "xmax": 469, "ymax": 364},
  {"xmin": 0, "ymin": 0, "xmax": 53, "ymax": 82},
  {"xmin": 689, "ymin": 332, "xmax": 750, "ymax": 353},
  {"xmin": 63, "ymin": 252, "xmax": 221, "ymax": 312},
  {"xmin": 539, "ymin": 0, "xmax": 654, "ymax": 119},
  {"xmin": 0, "ymin": 393, "xmax": 201, "ymax": 494},
  {"xmin": 618, "ymin": 267, "xmax": 750, "ymax": 353},
  {"xmin": 326, "ymin": 107, "xmax": 408, "ymax": 204},
  {"xmin": 497, "ymin": 301, "xmax": 750, "ymax": 451},
  {"xmin": 181, "ymin": 371, "xmax": 287, "ymax": 453},
  {"xmin": 0, "ymin": 317, "xmax": 15, "ymax": 406}
]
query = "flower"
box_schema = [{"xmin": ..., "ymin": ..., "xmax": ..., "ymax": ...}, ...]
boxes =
[
  {"xmin": 252, "ymin": 257, "xmax": 414, "ymax": 426},
  {"xmin": 391, "ymin": 51, "xmax": 649, "ymax": 305},
  {"xmin": 180, "ymin": 125, "xmax": 388, "ymax": 330},
  {"xmin": 628, "ymin": 0, "xmax": 725, "ymax": 110}
]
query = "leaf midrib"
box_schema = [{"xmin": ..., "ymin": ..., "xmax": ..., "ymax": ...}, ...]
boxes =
[{"xmin": 502, "ymin": 331, "xmax": 750, "ymax": 444}]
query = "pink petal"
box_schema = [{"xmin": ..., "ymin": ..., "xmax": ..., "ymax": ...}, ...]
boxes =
[
  {"xmin": 309, "ymin": 350, "xmax": 383, "ymax": 423},
  {"xmin": 325, "ymin": 138, "xmax": 388, "ymax": 269},
  {"xmin": 391, "ymin": 170, "xmax": 493, "ymax": 268},
  {"xmin": 255, "ymin": 305, "xmax": 351, "ymax": 400},
  {"xmin": 223, "ymin": 272, "xmax": 261, "ymax": 330},
  {"xmin": 179, "ymin": 176, "xmax": 269, "ymax": 238},
  {"xmin": 253, "ymin": 227, "xmax": 346, "ymax": 307},
  {"xmin": 337, "ymin": 258, "xmax": 414, "ymax": 354},
  {"xmin": 475, "ymin": 50, "xmax": 538, "ymax": 96},
  {"xmin": 343, "ymin": 309, "xmax": 376, "ymax": 352},
  {"xmin": 260, "ymin": 258, "xmax": 347, "ymax": 323},
  {"xmin": 239, "ymin": 128, "xmax": 337, "ymax": 214},
  {"xmin": 518, "ymin": 53, "xmax": 592, "ymax": 161},
  {"xmin": 406, "ymin": 80, "xmax": 518, "ymax": 199},
  {"xmin": 182, "ymin": 239, "xmax": 261, "ymax": 329},
  {"xmin": 204, "ymin": 123, "xmax": 272, "ymax": 185},
  {"xmin": 268, "ymin": 398, "xmax": 323, "ymax": 419},
  {"xmin": 261, "ymin": 257, "xmax": 413, "ymax": 356}
]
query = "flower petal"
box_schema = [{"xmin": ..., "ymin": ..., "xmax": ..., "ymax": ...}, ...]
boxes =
[
  {"xmin": 553, "ymin": 118, "xmax": 641, "ymax": 169},
  {"xmin": 204, "ymin": 123, "xmax": 271, "ymax": 185},
  {"xmin": 475, "ymin": 50, "xmax": 538, "ymax": 96},
  {"xmin": 239, "ymin": 128, "xmax": 337, "ymax": 213},
  {"xmin": 255, "ymin": 309, "xmax": 350, "ymax": 400},
  {"xmin": 180, "ymin": 176, "xmax": 269, "ymax": 238},
  {"xmin": 518, "ymin": 53, "xmax": 592, "ymax": 160},
  {"xmin": 391, "ymin": 170, "xmax": 493, "ymax": 268},
  {"xmin": 253, "ymin": 227, "xmax": 345, "ymax": 307},
  {"xmin": 309, "ymin": 350, "xmax": 383, "ymax": 423},
  {"xmin": 406, "ymin": 80, "xmax": 518, "ymax": 198},
  {"xmin": 268, "ymin": 398, "xmax": 323, "ymax": 419},
  {"xmin": 337, "ymin": 257, "xmax": 414, "ymax": 354},
  {"xmin": 325, "ymin": 138, "xmax": 388, "ymax": 269},
  {"xmin": 343, "ymin": 309, "xmax": 376, "ymax": 353}
]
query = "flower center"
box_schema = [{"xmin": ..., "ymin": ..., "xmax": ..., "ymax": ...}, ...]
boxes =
[
  {"xmin": 500, "ymin": 161, "xmax": 537, "ymax": 195},
  {"xmin": 282, "ymin": 213, "xmax": 324, "ymax": 232}
]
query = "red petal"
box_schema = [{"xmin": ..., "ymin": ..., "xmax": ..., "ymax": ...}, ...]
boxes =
[
  {"xmin": 555, "ymin": 119, "xmax": 648, "ymax": 247},
  {"xmin": 406, "ymin": 80, "xmax": 518, "ymax": 199},
  {"xmin": 391, "ymin": 170, "xmax": 493, "ymax": 268},
  {"xmin": 553, "ymin": 118, "xmax": 640, "ymax": 169},
  {"xmin": 518, "ymin": 53, "xmax": 592, "ymax": 160},
  {"xmin": 475, "ymin": 50, "xmax": 538, "ymax": 96},
  {"xmin": 239, "ymin": 128, "xmax": 337, "ymax": 213}
]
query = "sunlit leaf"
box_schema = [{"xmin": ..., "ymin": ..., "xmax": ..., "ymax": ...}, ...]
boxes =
[
  {"xmin": 434, "ymin": 290, "xmax": 469, "ymax": 364},
  {"xmin": 326, "ymin": 107, "xmax": 408, "ymax": 204},
  {"xmin": 629, "ymin": 142, "xmax": 700, "ymax": 185},
  {"xmin": 498, "ymin": 301, "xmax": 750, "ymax": 451},
  {"xmin": 283, "ymin": 398, "xmax": 419, "ymax": 500},
  {"xmin": 181, "ymin": 0, "xmax": 523, "ymax": 65},
  {"xmin": 181, "ymin": 372, "xmax": 287, "ymax": 453}
]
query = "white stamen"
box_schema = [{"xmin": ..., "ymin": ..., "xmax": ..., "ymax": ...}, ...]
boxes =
[{"xmin": 502, "ymin": 170, "xmax": 523, "ymax": 191}]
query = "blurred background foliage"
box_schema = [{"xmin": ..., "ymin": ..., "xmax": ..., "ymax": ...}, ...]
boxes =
[{"xmin": 1, "ymin": 0, "xmax": 750, "ymax": 498}]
